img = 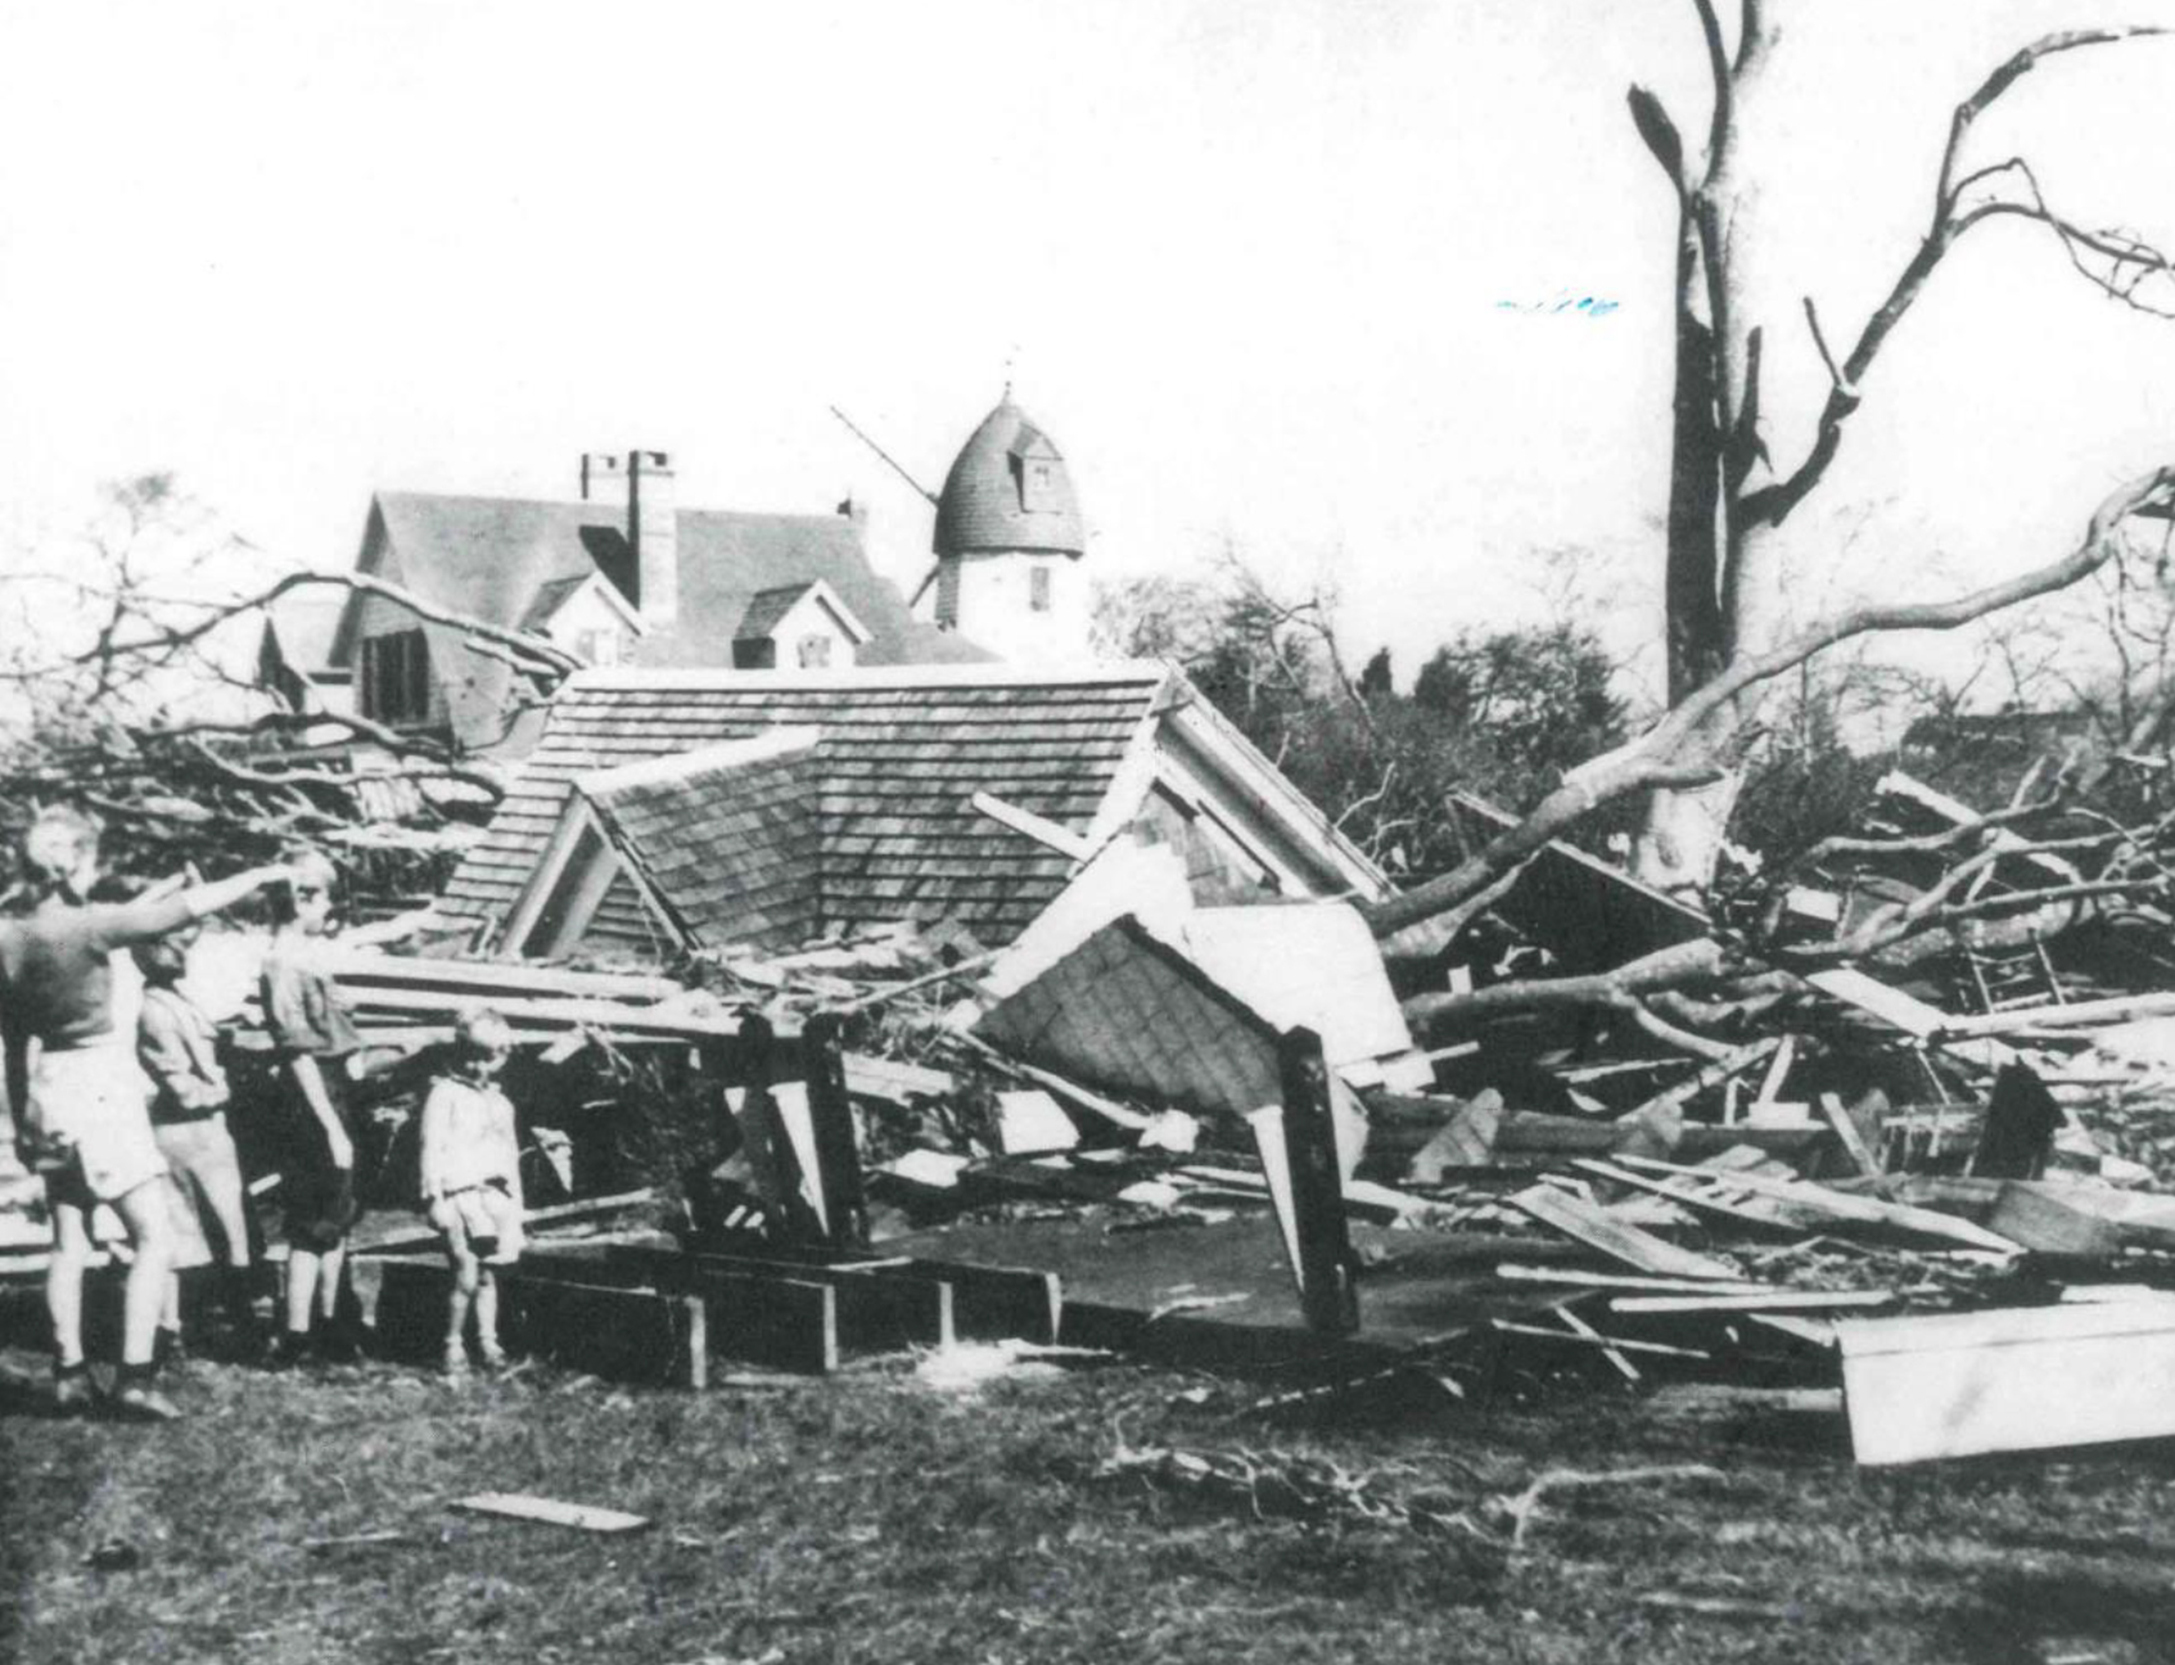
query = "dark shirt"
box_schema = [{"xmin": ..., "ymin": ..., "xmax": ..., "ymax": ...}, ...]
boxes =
[
  {"xmin": 259, "ymin": 940, "xmax": 361, "ymax": 1059},
  {"xmin": 0, "ymin": 893, "xmax": 195, "ymax": 1049}
]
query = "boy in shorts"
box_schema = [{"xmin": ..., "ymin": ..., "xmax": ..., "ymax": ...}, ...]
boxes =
[
  {"xmin": 418, "ymin": 1008, "xmax": 524, "ymax": 1376},
  {"xmin": 0, "ymin": 806, "xmax": 293, "ymax": 1418},
  {"xmin": 258, "ymin": 851, "xmax": 372, "ymax": 1366}
]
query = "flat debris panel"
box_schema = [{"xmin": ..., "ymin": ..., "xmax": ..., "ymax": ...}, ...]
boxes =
[{"xmin": 1837, "ymin": 1300, "xmax": 2175, "ymax": 1465}]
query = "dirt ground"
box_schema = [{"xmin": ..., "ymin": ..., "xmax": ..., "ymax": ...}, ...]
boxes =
[{"xmin": 4, "ymin": 1326, "xmax": 2175, "ymax": 1665}]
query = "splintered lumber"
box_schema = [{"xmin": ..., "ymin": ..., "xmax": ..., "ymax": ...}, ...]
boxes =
[
  {"xmin": 1817, "ymin": 1092, "xmax": 1890, "ymax": 1191},
  {"xmin": 1490, "ymin": 1320, "xmax": 1709, "ymax": 1359},
  {"xmin": 335, "ymin": 984, "xmax": 771, "ymax": 1042},
  {"xmin": 1405, "ymin": 1092, "xmax": 1501, "ymax": 1181},
  {"xmin": 1569, "ymin": 1157, "xmax": 1806, "ymax": 1237},
  {"xmin": 841, "ymin": 1052, "xmax": 954, "ymax": 1105},
  {"xmin": 956, "ymin": 1033, "xmax": 1152, "ymax": 1130},
  {"xmin": 1613, "ymin": 1154, "xmax": 2025, "ymax": 1255},
  {"xmin": 1837, "ymin": 1301, "xmax": 2175, "ymax": 1465},
  {"xmin": 1938, "ymin": 990, "xmax": 2175, "ymax": 1038},
  {"xmin": 1506, "ymin": 1185, "xmax": 1741, "ymax": 1281},
  {"xmin": 454, "ymin": 1494, "xmax": 651, "ymax": 1534},
  {"xmin": 1614, "ymin": 1039, "xmax": 1781, "ymax": 1135},
  {"xmin": 1494, "ymin": 1264, "xmax": 1770, "ymax": 1296},
  {"xmin": 324, "ymin": 951, "xmax": 680, "ymax": 1005},
  {"xmin": 1986, "ymin": 1183, "xmax": 2125, "ymax": 1258},
  {"xmin": 352, "ymin": 1190, "xmax": 658, "ymax": 1258},
  {"xmin": 802, "ymin": 1014, "xmax": 870, "ymax": 1248},
  {"xmin": 1609, "ymin": 1289, "xmax": 1898, "ymax": 1316}
]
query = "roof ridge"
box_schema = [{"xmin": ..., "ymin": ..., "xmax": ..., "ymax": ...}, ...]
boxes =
[{"xmin": 564, "ymin": 660, "xmax": 1171, "ymax": 694}]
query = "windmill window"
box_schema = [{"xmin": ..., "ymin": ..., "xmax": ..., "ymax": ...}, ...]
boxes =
[{"xmin": 1030, "ymin": 565, "xmax": 1053, "ymax": 612}]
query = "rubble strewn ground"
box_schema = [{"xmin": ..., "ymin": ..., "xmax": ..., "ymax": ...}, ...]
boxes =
[{"xmin": 9, "ymin": 1349, "xmax": 2175, "ymax": 1665}]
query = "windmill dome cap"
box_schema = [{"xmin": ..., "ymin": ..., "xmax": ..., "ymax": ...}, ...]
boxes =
[{"xmin": 933, "ymin": 399, "xmax": 1085, "ymax": 558}]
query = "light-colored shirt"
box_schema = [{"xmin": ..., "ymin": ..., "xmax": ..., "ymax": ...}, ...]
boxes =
[
  {"xmin": 418, "ymin": 1073, "xmax": 521, "ymax": 1201},
  {"xmin": 137, "ymin": 984, "xmax": 229, "ymax": 1122}
]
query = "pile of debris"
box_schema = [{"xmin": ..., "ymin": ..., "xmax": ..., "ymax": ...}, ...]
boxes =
[{"xmin": 13, "ymin": 767, "xmax": 2175, "ymax": 1472}]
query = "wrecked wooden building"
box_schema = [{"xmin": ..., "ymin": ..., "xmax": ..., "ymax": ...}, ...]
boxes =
[{"xmin": 436, "ymin": 662, "xmax": 1394, "ymax": 961}]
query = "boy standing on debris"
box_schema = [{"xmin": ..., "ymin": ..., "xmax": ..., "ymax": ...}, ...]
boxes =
[
  {"xmin": 134, "ymin": 932, "xmax": 258, "ymax": 1357},
  {"xmin": 0, "ymin": 806, "xmax": 294, "ymax": 1418},
  {"xmin": 418, "ymin": 1007, "xmax": 524, "ymax": 1376}
]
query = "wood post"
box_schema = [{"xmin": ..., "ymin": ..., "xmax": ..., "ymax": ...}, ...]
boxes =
[
  {"xmin": 1278, "ymin": 1026, "xmax": 1359, "ymax": 1335},
  {"xmin": 801, "ymin": 1012, "xmax": 868, "ymax": 1249}
]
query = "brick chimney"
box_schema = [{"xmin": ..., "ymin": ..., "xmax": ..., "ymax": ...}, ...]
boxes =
[{"xmin": 628, "ymin": 450, "xmax": 677, "ymax": 628}]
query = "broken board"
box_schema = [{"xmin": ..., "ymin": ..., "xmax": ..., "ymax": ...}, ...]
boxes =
[{"xmin": 1506, "ymin": 1185, "xmax": 1740, "ymax": 1281}]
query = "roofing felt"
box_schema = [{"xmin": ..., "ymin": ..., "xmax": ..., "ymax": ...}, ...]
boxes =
[
  {"xmin": 332, "ymin": 491, "xmax": 991, "ymax": 749},
  {"xmin": 439, "ymin": 665, "xmax": 1169, "ymax": 950},
  {"xmin": 932, "ymin": 400, "xmax": 1085, "ymax": 559}
]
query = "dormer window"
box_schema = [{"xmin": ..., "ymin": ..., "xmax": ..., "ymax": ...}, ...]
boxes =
[{"xmin": 1023, "ymin": 459, "xmax": 1056, "ymax": 511}]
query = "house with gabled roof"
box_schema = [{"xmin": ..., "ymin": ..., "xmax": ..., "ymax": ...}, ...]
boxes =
[
  {"xmin": 438, "ymin": 661, "xmax": 1393, "ymax": 962},
  {"xmin": 325, "ymin": 449, "xmax": 985, "ymax": 760}
]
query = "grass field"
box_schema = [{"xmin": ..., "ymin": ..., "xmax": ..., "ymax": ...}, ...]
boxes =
[{"xmin": 4, "ymin": 1335, "xmax": 2175, "ymax": 1665}]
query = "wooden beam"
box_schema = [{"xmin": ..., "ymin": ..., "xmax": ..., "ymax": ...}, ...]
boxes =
[
  {"xmin": 801, "ymin": 1014, "xmax": 869, "ymax": 1249},
  {"xmin": 1609, "ymin": 1289, "xmax": 1898, "ymax": 1315},
  {"xmin": 1279, "ymin": 1026, "xmax": 1359, "ymax": 1335},
  {"xmin": 1506, "ymin": 1184, "xmax": 1741, "ymax": 1280},
  {"xmin": 1612, "ymin": 1155, "xmax": 2024, "ymax": 1255}
]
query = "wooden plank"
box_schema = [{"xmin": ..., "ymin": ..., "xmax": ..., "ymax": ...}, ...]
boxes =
[
  {"xmin": 1614, "ymin": 1040, "xmax": 1780, "ymax": 1130},
  {"xmin": 1986, "ymin": 1183, "xmax": 2130, "ymax": 1258},
  {"xmin": 325, "ymin": 951, "xmax": 679, "ymax": 1003},
  {"xmin": 1567, "ymin": 1159, "xmax": 1806, "ymax": 1236},
  {"xmin": 1489, "ymin": 1320, "xmax": 1709, "ymax": 1359},
  {"xmin": 1837, "ymin": 1301, "xmax": 2175, "ymax": 1465},
  {"xmin": 454, "ymin": 1494, "xmax": 651, "ymax": 1534},
  {"xmin": 1506, "ymin": 1185, "xmax": 1741, "ymax": 1281},
  {"xmin": 1610, "ymin": 1289, "xmax": 1898, "ymax": 1315},
  {"xmin": 1612, "ymin": 1155, "xmax": 2025, "ymax": 1255},
  {"xmin": 352, "ymin": 1189, "xmax": 659, "ymax": 1257},
  {"xmin": 1937, "ymin": 990, "xmax": 2175, "ymax": 1038},
  {"xmin": 559, "ymin": 1244, "xmax": 955, "ymax": 1355},
  {"xmin": 684, "ymin": 1253, "xmax": 951, "ymax": 1353},
  {"xmin": 1494, "ymin": 1264, "xmax": 1770, "ymax": 1296}
]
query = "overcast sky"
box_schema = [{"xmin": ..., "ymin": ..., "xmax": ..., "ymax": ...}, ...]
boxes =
[{"xmin": 3, "ymin": 1, "xmax": 2173, "ymax": 695}]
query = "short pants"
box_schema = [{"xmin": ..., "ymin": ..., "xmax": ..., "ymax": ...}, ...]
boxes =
[
  {"xmin": 280, "ymin": 1063, "xmax": 361, "ymax": 1252},
  {"xmin": 28, "ymin": 1043, "xmax": 167, "ymax": 1207},
  {"xmin": 431, "ymin": 1180, "xmax": 524, "ymax": 1266},
  {"xmin": 154, "ymin": 1113, "xmax": 250, "ymax": 1266}
]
